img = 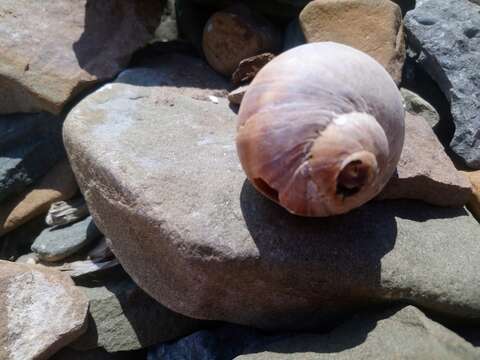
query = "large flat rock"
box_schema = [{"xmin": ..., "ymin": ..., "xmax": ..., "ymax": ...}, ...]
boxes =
[
  {"xmin": 64, "ymin": 54, "xmax": 480, "ymax": 330},
  {"xmin": 405, "ymin": 0, "xmax": 480, "ymax": 168},
  {"xmin": 0, "ymin": 0, "xmax": 162, "ymax": 114},
  {"xmin": 0, "ymin": 260, "xmax": 88, "ymax": 360}
]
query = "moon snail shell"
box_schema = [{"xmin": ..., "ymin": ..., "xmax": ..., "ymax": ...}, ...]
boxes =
[{"xmin": 236, "ymin": 42, "xmax": 405, "ymax": 217}]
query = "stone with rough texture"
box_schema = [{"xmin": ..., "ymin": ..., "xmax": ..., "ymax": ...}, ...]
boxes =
[
  {"xmin": 378, "ymin": 113, "xmax": 471, "ymax": 207},
  {"xmin": 149, "ymin": 306, "xmax": 479, "ymax": 360},
  {"xmin": 72, "ymin": 271, "xmax": 203, "ymax": 352},
  {"xmin": 0, "ymin": 113, "xmax": 64, "ymax": 203},
  {"xmin": 0, "ymin": 260, "xmax": 88, "ymax": 360},
  {"xmin": 299, "ymin": 0, "xmax": 405, "ymax": 84},
  {"xmin": 463, "ymin": 171, "xmax": 480, "ymax": 221},
  {"xmin": 405, "ymin": 0, "xmax": 480, "ymax": 168},
  {"xmin": 401, "ymin": 88, "xmax": 440, "ymax": 128},
  {"xmin": 31, "ymin": 216, "xmax": 101, "ymax": 262},
  {"xmin": 0, "ymin": 161, "xmax": 78, "ymax": 237},
  {"xmin": 0, "ymin": 0, "xmax": 162, "ymax": 114},
  {"xmin": 202, "ymin": 4, "xmax": 281, "ymax": 76},
  {"xmin": 64, "ymin": 54, "xmax": 480, "ymax": 330}
]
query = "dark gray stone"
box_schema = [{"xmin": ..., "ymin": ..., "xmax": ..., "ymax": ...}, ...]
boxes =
[
  {"xmin": 0, "ymin": 112, "xmax": 64, "ymax": 203},
  {"xmin": 72, "ymin": 271, "xmax": 204, "ymax": 352},
  {"xmin": 405, "ymin": 0, "xmax": 480, "ymax": 168},
  {"xmin": 149, "ymin": 306, "xmax": 479, "ymax": 360},
  {"xmin": 31, "ymin": 216, "xmax": 101, "ymax": 262},
  {"xmin": 64, "ymin": 53, "xmax": 480, "ymax": 330}
]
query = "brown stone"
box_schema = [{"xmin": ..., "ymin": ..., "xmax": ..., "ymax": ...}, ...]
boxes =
[
  {"xmin": 378, "ymin": 113, "xmax": 472, "ymax": 207},
  {"xmin": 231, "ymin": 53, "xmax": 275, "ymax": 85},
  {"xmin": 0, "ymin": 0, "xmax": 162, "ymax": 114},
  {"xmin": 462, "ymin": 171, "xmax": 480, "ymax": 221},
  {"xmin": 202, "ymin": 4, "xmax": 281, "ymax": 76},
  {"xmin": 64, "ymin": 55, "xmax": 480, "ymax": 330},
  {"xmin": 228, "ymin": 85, "xmax": 249, "ymax": 105},
  {"xmin": 299, "ymin": 0, "xmax": 405, "ymax": 84},
  {"xmin": 0, "ymin": 260, "xmax": 88, "ymax": 360},
  {"xmin": 0, "ymin": 161, "xmax": 78, "ymax": 237}
]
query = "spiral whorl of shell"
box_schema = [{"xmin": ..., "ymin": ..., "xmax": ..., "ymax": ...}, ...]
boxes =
[{"xmin": 236, "ymin": 42, "xmax": 405, "ymax": 217}]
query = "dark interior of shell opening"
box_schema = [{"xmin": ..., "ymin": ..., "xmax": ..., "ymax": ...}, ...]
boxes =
[
  {"xmin": 253, "ymin": 178, "xmax": 279, "ymax": 202},
  {"xmin": 336, "ymin": 160, "xmax": 369, "ymax": 198}
]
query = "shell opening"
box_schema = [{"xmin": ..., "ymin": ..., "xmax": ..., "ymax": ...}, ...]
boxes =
[
  {"xmin": 253, "ymin": 178, "xmax": 279, "ymax": 202},
  {"xmin": 336, "ymin": 152, "xmax": 377, "ymax": 198}
]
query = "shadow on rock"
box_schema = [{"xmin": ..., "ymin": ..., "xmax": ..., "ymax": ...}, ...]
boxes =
[
  {"xmin": 239, "ymin": 179, "xmax": 471, "ymax": 329},
  {"xmin": 239, "ymin": 180, "xmax": 396, "ymax": 328},
  {"xmin": 72, "ymin": 0, "xmax": 162, "ymax": 78}
]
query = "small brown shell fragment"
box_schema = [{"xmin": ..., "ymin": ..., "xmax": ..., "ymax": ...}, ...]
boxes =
[{"xmin": 236, "ymin": 42, "xmax": 405, "ymax": 217}]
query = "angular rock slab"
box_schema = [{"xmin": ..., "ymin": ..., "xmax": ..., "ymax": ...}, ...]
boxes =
[
  {"xmin": 64, "ymin": 54, "xmax": 480, "ymax": 330},
  {"xmin": 378, "ymin": 113, "xmax": 472, "ymax": 207},
  {"xmin": 0, "ymin": 260, "xmax": 88, "ymax": 360},
  {"xmin": 72, "ymin": 272, "xmax": 203, "ymax": 352},
  {"xmin": 299, "ymin": 0, "xmax": 405, "ymax": 83},
  {"xmin": 0, "ymin": 0, "xmax": 162, "ymax": 114},
  {"xmin": 149, "ymin": 306, "xmax": 479, "ymax": 360},
  {"xmin": 405, "ymin": 0, "xmax": 480, "ymax": 168}
]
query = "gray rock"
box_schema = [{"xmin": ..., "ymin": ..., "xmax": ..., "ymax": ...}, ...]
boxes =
[
  {"xmin": 237, "ymin": 306, "xmax": 479, "ymax": 360},
  {"xmin": 0, "ymin": 0, "xmax": 162, "ymax": 114},
  {"xmin": 401, "ymin": 88, "xmax": 440, "ymax": 128},
  {"xmin": 0, "ymin": 112, "xmax": 64, "ymax": 203},
  {"xmin": 149, "ymin": 306, "xmax": 479, "ymax": 360},
  {"xmin": 64, "ymin": 53, "xmax": 480, "ymax": 330},
  {"xmin": 0, "ymin": 260, "xmax": 88, "ymax": 360},
  {"xmin": 72, "ymin": 271, "xmax": 204, "ymax": 352},
  {"xmin": 35, "ymin": 238, "xmax": 118, "ymax": 279},
  {"xmin": 31, "ymin": 216, "xmax": 101, "ymax": 262},
  {"xmin": 405, "ymin": 0, "xmax": 480, "ymax": 168}
]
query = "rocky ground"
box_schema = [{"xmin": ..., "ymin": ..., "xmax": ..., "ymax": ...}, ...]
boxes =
[{"xmin": 1, "ymin": 0, "xmax": 480, "ymax": 359}]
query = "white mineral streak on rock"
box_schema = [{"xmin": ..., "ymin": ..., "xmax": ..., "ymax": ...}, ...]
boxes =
[{"xmin": 6, "ymin": 272, "xmax": 70, "ymax": 360}]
